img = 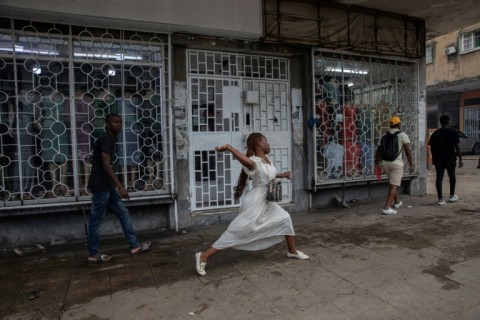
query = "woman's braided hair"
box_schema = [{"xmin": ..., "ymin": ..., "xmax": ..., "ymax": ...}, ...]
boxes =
[{"xmin": 234, "ymin": 132, "xmax": 264, "ymax": 199}]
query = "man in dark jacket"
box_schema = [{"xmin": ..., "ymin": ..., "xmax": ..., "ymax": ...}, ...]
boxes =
[
  {"xmin": 87, "ymin": 113, "xmax": 150, "ymax": 263},
  {"xmin": 428, "ymin": 115, "xmax": 463, "ymax": 206}
]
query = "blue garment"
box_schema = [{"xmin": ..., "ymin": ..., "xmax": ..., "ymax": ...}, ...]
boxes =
[{"xmin": 88, "ymin": 189, "xmax": 140, "ymax": 256}]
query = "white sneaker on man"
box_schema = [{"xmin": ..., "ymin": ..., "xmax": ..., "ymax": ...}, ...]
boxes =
[
  {"xmin": 448, "ymin": 194, "xmax": 458, "ymax": 202},
  {"xmin": 392, "ymin": 201, "xmax": 403, "ymax": 209}
]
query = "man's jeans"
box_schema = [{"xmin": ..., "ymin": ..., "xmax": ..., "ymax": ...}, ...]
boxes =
[{"xmin": 88, "ymin": 189, "xmax": 140, "ymax": 257}]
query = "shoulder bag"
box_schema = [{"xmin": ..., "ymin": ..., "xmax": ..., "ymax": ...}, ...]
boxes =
[{"xmin": 266, "ymin": 179, "xmax": 282, "ymax": 202}]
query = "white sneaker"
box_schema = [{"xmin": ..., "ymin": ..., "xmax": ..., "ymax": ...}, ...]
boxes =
[
  {"xmin": 392, "ymin": 201, "xmax": 403, "ymax": 209},
  {"xmin": 448, "ymin": 194, "xmax": 458, "ymax": 202},
  {"xmin": 382, "ymin": 208, "xmax": 397, "ymax": 215},
  {"xmin": 287, "ymin": 250, "xmax": 309, "ymax": 260},
  {"xmin": 195, "ymin": 252, "xmax": 207, "ymax": 276},
  {"xmin": 438, "ymin": 199, "xmax": 446, "ymax": 206}
]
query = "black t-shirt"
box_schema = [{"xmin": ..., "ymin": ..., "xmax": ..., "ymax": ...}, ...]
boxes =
[
  {"xmin": 88, "ymin": 133, "xmax": 116, "ymax": 192},
  {"xmin": 428, "ymin": 127, "xmax": 460, "ymax": 166}
]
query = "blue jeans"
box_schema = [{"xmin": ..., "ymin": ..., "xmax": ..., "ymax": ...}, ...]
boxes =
[{"xmin": 88, "ymin": 189, "xmax": 140, "ymax": 256}]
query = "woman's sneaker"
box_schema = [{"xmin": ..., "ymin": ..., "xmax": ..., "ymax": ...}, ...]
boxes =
[
  {"xmin": 448, "ymin": 194, "xmax": 458, "ymax": 202},
  {"xmin": 438, "ymin": 199, "xmax": 446, "ymax": 206},
  {"xmin": 287, "ymin": 250, "xmax": 310, "ymax": 260},
  {"xmin": 382, "ymin": 208, "xmax": 397, "ymax": 215}
]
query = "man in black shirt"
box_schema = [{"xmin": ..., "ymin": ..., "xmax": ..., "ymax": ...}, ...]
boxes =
[
  {"xmin": 428, "ymin": 115, "xmax": 463, "ymax": 206},
  {"xmin": 87, "ymin": 113, "xmax": 150, "ymax": 263}
]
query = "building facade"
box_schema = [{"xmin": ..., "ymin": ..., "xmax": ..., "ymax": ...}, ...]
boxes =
[
  {"xmin": 0, "ymin": 0, "xmax": 428, "ymax": 245},
  {"xmin": 426, "ymin": 21, "xmax": 480, "ymax": 152}
]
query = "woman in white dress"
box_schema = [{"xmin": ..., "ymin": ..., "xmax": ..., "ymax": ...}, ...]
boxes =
[{"xmin": 195, "ymin": 132, "xmax": 309, "ymax": 276}]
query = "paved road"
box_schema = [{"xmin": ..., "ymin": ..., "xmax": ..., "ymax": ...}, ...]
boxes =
[{"xmin": 1, "ymin": 156, "xmax": 479, "ymax": 320}]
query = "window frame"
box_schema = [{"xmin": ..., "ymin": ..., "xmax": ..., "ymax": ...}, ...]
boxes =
[
  {"xmin": 460, "ymin": 30, "xmax": 480, "ymax": 53},
  {"xmin": 425, "ymin": 44, "xmax": 434, "ymax": 64}
]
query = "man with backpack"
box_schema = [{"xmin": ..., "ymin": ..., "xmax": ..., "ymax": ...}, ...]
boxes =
[
  {"xmin": 375, "ymin": 116, "xmax": 414, "ymax": 215},
  {"xmin": 428, "ymin": 115, "xmax": 463, "ymax": 206}
]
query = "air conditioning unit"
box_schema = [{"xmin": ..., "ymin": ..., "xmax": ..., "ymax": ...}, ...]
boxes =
[{"xmin": 444, "ymin": 47, "xmax": 456, "ymax": 56}]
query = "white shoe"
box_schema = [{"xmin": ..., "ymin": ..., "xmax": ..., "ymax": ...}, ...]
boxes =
[
  {"xmin": 195, "ymin": 252, "xmax": 207, "ymax": 276},
  {"xmin": 287, "ymin": 250, "xmax": 309, "ymax": 260},
  {"xmin": 438, "ymin": 199, "xmax": 446, "ymax": 206},
  {"xmin": 382, "ymin": 208, "xmax": 397, "ymax": 215},
  {"xmin": 448, "ymin": 194, "xmax": 458, "ymax": 202},
  {"xmin": 392, "ymin": 201, "xmax": 403, "ymax": 209}
]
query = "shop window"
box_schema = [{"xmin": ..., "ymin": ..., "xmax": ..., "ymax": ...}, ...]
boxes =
[
  {"xmin": 0, "ymin": 18, "xmax": 172, "ymax": 206},
  {"xmin": 312, "ymin": 51, "xmax": 418, "ymax": 185}
]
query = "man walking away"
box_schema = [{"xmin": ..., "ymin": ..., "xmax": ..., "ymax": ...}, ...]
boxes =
[
  {"xmin": 428, "ymin": 115, "xmax": 463, "ymax": 206},
  {"xmin": 375, "ymin": 116, "xmax": 414, "ymax": 215}
]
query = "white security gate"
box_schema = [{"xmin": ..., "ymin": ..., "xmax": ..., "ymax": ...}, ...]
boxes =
[
  {"xmin": 243, "ymin": 80, "xmax": 291, "ymax": 202},
  {"xmin": 188, "ymin": 77, "xmax": 243, "ymax": 210},
  {"xmin": 187, "ymin": 50, "xmax": 291, "ymax": 212}
]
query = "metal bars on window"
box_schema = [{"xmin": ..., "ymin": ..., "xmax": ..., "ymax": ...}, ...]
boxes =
[
  {"xmin": 190, "ymin": 78, "xmax": 240, "ymax": 132},
  {"xmin": 313, "ymin": 51, "xmax": 418, "ymax": 185},
  {"xmin": 188, "ymin": 50, "xmax": 289, "ymax": 80},
  {"xmin": 463, "ymin": 107, "xmax": 480, "ymax": 140},
  {"xmin": 243, "ymin": 80, "xmax": 289, "ymax": 132},
  {"xmin": 194, "ymin": 150, "xmax": 236, "ymax": 208},
  {"xmin": 0, "ymin": 18, "xmax": 172, "ymax": 207}
]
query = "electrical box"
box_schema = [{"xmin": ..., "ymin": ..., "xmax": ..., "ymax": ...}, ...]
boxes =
[{"xmin": 244, "ymin": 90, "xmax": 260, "ymax": 104}]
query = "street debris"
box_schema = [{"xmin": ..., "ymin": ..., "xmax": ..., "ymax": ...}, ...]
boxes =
[{"xmin": 13, "ymin": 244, "xmax": 46, "ymax": 256}]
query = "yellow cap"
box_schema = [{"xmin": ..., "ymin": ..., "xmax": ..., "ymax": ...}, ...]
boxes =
[{"xmin": 390, "ymin": 116, "xmax": 401, "ymax": 125}]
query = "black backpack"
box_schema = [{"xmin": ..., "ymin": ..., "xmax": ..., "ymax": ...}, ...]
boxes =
[{"xmin": 379, "ymin": 131, "xmax": 402, "ymax": 161}]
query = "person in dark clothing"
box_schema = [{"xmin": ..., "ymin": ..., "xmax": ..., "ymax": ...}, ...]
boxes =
[
  {"xmin": 87, "ymin": 113, "xmax": 150, "ymax": 263},
  {"xmin": 428, "ymin": 115, "xmax": 463, "ymax": 206}
]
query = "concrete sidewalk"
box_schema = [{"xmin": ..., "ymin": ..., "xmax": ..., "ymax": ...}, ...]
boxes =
[{"xmin": 1, "ymin": 156, "xmax": 480, "ymax": 320}]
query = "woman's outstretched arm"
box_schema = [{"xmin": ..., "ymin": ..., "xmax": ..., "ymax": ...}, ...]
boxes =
[{"xmin": 215, "ymin": 144, "xmax": 255, "ymax": 170}]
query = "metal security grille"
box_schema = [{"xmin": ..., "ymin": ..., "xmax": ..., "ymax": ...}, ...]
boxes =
[
  {"xmin": 189, "ymin": 77, "xmax": 242, "ymax": 210},
  {"xmin": 190, "ymin": 78, "xmax": 240, "ymax": 132},
  {"xmin": 0, "ymin": 18, "xmax": 172, "ymax": 206},
  {"xmin": 463, "ymin": 107, "xmax": 480, "ymax": 140},
  {"xmin": 194, "ymin": 150, "xmax": 235, "ymax": 208},
  {"xmin": 313, "ymin": 51, "xmax": 418, "ymax": 184},
  {"xmin": 188, "ymin": 50, "xmax": 291, "ymax": 211},
  {"xmin": 188, "ymin": 50, "xmax": 289, "ymax": 80},
  {"xmin": 243, "ymin": 80, "xmax": 289, "ymax": 132}
]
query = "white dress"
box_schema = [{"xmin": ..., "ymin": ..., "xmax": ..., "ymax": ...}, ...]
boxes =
[{"xmin": 212, "ymin": 156, "xmax": 295, "ymax": 251}]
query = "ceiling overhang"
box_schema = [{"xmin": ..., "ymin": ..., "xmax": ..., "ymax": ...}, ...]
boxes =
[{"xmin": 328, "ymin": 0, "xmax": 480, "ymax": 39}]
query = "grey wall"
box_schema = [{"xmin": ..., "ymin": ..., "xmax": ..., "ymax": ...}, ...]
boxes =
[
  {"xmin": 0, "ymin": 205, "xmax": 169, "ymax": 247},
  {"xmin": 0, "ymin": 0, "xmax": 262, "ymax": 38}
]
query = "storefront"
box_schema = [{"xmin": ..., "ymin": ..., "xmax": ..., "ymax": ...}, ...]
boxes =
[
  {"xmin": 0, "ymin": 19, "xmax": 173, "ymax": 211},
  {"xmin": 311, "ymin": 51, "xmax": 419, "ymax": 187},
  {"xmin": 0, "ymin": 0, "xmax": 428, "ymax": 245}
]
